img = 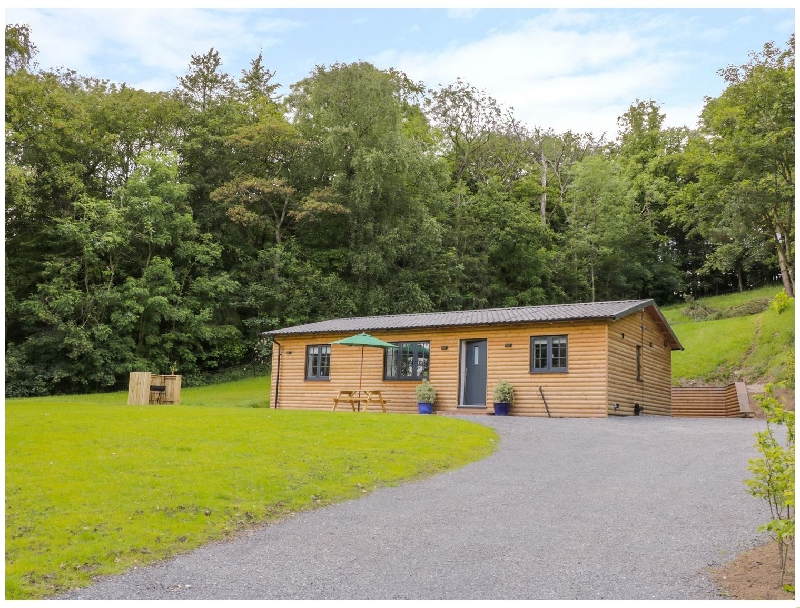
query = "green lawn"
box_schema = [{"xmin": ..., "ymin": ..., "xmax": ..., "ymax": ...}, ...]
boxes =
[
  {"xmin": 661, "ymin": 285, "xmax": 783, "ymax": 325},
  {"xmin": 13, "ymin": 374, "xmax": 274, "ymax": 408},
  {"xmin": 671, "ymin": 314, "xmax": 761, "ymax": 384},
  {"xmin": 668, "ymin": 288, "xmax": 794, "ymax": 385},
  {"xmin": 6, "ymin": 390, "xmax": 498, "ymax": 599}
]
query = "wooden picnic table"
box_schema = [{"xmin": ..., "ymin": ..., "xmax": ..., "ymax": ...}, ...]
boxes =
[{"xmin": 332, "ymin": 390, "xmax": 388, "ymax": 413}]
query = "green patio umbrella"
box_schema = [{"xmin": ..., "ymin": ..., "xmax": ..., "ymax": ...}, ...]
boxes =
[{"xmin": 331, "ymin": 333, "xmax": 396, "ymax": 409}]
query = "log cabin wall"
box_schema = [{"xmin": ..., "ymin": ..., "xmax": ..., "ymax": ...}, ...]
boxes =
[
  {"xmin": 606, "ymin": 309, "xmax": 673, "ymax": 416},
  {"xmin": 270, "ymin": 320, "xmax": 612, "ymax": 417}
]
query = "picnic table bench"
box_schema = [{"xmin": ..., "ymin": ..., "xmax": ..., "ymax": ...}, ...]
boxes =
[{"xmin": 332, "ymin": 390, "xmax": 388, "ymax": 413}]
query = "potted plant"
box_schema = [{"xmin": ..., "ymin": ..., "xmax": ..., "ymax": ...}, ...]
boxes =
[
  {"xmin": 415, "ymin": 380, "xmax": 436, "ymax": 414},
  {"xmin": 492, "ymin": 380, "xmax": 514, "ymax": 416}
]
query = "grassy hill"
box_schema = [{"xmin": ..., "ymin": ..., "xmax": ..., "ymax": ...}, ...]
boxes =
[{"xmin": 661, "ymin": 286, "xmax": 795, "ymax": 386}]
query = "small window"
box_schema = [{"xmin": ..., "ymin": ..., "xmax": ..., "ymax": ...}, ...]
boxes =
[
  {"xmin": 530, "ymin": 335, "xmax": 568, "ymax": 373},
  {"xmin": 636, "ymin": 345, "xmax": 642, "ymax": 381},
  {"xmin": 384, "ymin": 341, "xmax": 430, "ymax": 381},
  {"xmin": 306, "ymin": 344, "xmax": 331, "ymax": 380}
]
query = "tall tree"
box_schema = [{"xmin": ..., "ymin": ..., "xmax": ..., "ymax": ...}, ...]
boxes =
[
  {"xmin": 175, "ymin": 48, "xmax": 248, "ymax": 238},
  {"xmin": 286, "ymin": 62, "xmax": 446, "ymax": 315},
  {"xmin": 685, "ymin": 37, "xmax": 795, "ymax": 296},
  {"xmin": 565, "ymin": 154, "xmax": 665, "ymax": 302},
  {"xmin": 5, "ymin": 23, "xmax": 37, "ymax": 75}
]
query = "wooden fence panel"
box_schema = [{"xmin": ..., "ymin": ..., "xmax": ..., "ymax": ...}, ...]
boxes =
[{"xmin": 127, "ymin": 372, "xmax": 152, "ymax": 405}]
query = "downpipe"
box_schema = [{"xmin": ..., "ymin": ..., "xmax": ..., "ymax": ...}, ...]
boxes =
[{"xmin": 272, "ymin": 338, "xmax": 282, "ymax": 409}]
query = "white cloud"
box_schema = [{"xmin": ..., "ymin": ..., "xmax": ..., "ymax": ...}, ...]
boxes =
[
  {"xmin": 374, "ymin": 11, "xmax": 692, "ymax": 137},
  {"xmin": 447, "ymin": 9, "xmax": 480, "ymax": 21},
  {"xmin": 6, "ymin": 8, "xmax": 302, "ymax": 91}
]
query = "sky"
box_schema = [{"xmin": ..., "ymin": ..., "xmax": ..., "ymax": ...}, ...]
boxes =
[{"xmin": 5, "ymin": 6, "xmax": 796, "ymax": 138}]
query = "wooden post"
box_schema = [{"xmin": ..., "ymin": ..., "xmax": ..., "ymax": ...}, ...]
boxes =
[{"xmin": 127, "ymin": 372, "xmax": 152, "ymax": 405}]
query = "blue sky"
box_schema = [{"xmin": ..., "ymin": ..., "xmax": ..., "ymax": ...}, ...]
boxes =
[{"xmin": 5, "ymin": 7, "xmax": 795, "ymax": 138}]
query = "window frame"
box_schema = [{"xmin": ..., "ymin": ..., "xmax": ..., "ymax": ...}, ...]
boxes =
[
  {"xmin": 529, "ymin": 335, "xmax": 568, "ymax": 373},
  {"xmin": 305, "ymin": 344, "xmax": 331, "ymax": 381},
  {"xmin": 636, "ymin": 345, "xmax": 642, "ymax": 381},
  {"xmin": 383, "ymin": 341, "xmax": 431, "ymax": 381}
]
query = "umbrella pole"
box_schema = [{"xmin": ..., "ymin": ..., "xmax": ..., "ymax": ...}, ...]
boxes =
[{"xmin": 358, "ymin": 346, "xmax": 364, "ymax": 411}]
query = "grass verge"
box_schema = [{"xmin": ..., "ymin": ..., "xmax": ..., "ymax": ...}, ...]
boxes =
[
  {"xmin": 6, "ymin": 402, "xmax": 497, "ymax": 599},
  {"xmin": 666, "ymin": 288, "xmax": 794, "ymax": 385}
]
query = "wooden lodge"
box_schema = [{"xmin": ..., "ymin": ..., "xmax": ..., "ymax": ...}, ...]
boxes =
[{"xmin": 263, "ymin": 300, "xmax": 683, "ymax": 417}]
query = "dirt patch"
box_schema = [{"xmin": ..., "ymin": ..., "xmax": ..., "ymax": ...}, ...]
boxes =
[
  {"xmin": 711, "ymin": 541, "xmax": 795, "ymax": 600},
  {"xmin": 747, "ymin": 386, "xmax": 795, "ymax": 418}
]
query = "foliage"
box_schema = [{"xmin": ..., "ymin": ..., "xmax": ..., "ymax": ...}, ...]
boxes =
[
  {"xmin": 682, "ymin": 296, "xmax": 721, "ymax": 321},
  {"xmin": 5, "ymin": 394, "xmax": 497, "ymax": 598},
  {"xmin": 661, "ymin": 286, "xmax": 785, "ymax": 324},
  {"xmin": 678, "ymin": 36, "xmax": 795, "ymax": 297},
  {"xmin": 682, "ymin": 295, "xmax": 770, "ymax": 321},
  {"xmin": 492, "ymin": 379, "xmax": 515, "ymax": 404},
  {"xmin": 770, "ymin": 292, "xmax": 793, "ymax": 315},
  {"xmin": 745, "ymin": 383, "xmax": 795, "ymax": 588},
  {"xmin": 5, "ymin": 23, "xmax": 37, "ymax": 74},
  {"xmin": 415, "ymin": 380, "xmax": 437, "ymax": 404},
  {"xmin": 4, "ymin": 26, "xmax": 795, "ymax": 395}
]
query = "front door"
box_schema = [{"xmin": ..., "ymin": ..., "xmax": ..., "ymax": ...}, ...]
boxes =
[{"xmin": 462, "ymin": 339, "xmax": 487, "ymax": 406}]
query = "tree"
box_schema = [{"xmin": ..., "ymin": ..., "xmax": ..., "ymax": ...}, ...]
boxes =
[
  {"xmin": 615, "ymin": 99, "xmax": 688, "ymax": 300},
  {"xmin": 5, "ymin": 23, "xmax": 37, "ymax": 74},
  {"xmin": 286, "ymin": 62, "xmax": 446, "ymax": 315},
  {"xmin": 426, "ymin": 78, "xmax": 503, "ymax": 198},
  {"xmin": 176, "ymin": 48, "xmax": 235, "ymax": 112},
  {"xmin": 239, "ymin": 50, "xmax": 281, "ymax": 109},
  {"xmin": 175, "ymin": 48, "xmax": 249, "ymax": 236},
  {"xmin": 690, "ymin": 37, "xmax": 795, "ymax": 296},
  {"xmin": 564, "ymin": 154, "xmax": 664, "ymax": 302}
]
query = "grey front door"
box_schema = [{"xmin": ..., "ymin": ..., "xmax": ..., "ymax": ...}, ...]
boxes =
[{"xmin": 462, "ymin": 339, "xmax": 487, "ymax": 406}]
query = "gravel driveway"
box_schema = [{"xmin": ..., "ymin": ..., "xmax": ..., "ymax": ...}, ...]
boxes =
[{"xmin": 60, "ymin": 416, "xmax": 768, "ymax": 600}]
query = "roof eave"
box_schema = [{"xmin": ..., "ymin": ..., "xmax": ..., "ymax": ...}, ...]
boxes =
[{"xmin": 613, "ymin": 299, "xmax": 683, "ymax": 351}]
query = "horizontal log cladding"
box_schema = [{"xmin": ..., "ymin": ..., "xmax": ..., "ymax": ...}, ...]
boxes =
[
  {"xmin": 270, "ymin": 313, "xmax": 674, "ymax": 418},
  {"xmin": 606, "ymin": 310, "xmax": 672, "ymax": 416},
  {"xmin": 672, "ymin": 385, "xmax": 744, "ymax": 417}
]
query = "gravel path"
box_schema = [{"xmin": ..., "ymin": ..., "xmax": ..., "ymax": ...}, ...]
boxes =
[{"xmin": 60, "ymin": 416, "xmax": 768, "ymax": 600}]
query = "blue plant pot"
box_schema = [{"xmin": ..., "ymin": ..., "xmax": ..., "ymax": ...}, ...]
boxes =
[
  {"xmin": 493, "ymin": 402, "xmax": 510, "ymax": 416},
  {"xmin": 418, "ymin": 402, "xmax": 433, "ymax": 414}
]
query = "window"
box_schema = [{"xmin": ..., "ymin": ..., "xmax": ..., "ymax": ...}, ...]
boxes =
[
  {"xmin": 305, "ymin": 344, "xmax": 331, "ymax": 380},
  {"xmin": 636, "ymin": 345, "xmax": 642, "ymax": 381},
  {"xmin": 384, "ymin": 341, "xmax": 430, "ymax": 381},
  {"xmin": 530, "ymin": 335, "xmax": 568, "ymax": 373}
]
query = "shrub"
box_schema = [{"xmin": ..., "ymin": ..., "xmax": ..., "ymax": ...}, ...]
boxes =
[
  {"xmin": 492, "ymin": 380, "xmax": 515, "ymax": 404},
  {"xmin": 770, "ymin": 292, "xmax": 793, "ymax": 315},
  {"xmin": 415, "ymin": 380, "xmax": 436, "ymax": 404},
  {"xmin": 745, "ymin": 383, "xmax": 795, "ymax": 591},
  {"xmin": 682, "ymin": 299, "xmax": 720, "ymax": 321},
  {"xmin": 725, "ymin": 297, "xmax": 771, "ymax": 318}
]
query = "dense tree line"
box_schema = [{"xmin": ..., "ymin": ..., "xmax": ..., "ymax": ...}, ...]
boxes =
[{"xmin": 5, "ymin": 25, "xmax": 794, "ymax": 395}]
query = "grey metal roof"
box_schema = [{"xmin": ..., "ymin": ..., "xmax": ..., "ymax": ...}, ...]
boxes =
[{"xmin": 263, "ymin": 299, "xmax": 683, "ymax": 350}]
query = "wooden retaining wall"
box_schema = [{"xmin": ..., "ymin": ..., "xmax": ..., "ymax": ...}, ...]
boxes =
[{"xmin": 671, "ymin": 383, "xmax": 750, "ymax": 417}]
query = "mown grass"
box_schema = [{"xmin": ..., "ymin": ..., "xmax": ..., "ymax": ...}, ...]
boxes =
[
  {"xmin": 667, "ymin": 287, "xmax": 794, "ymax": 385},
  {"xmin": 671, "ymin": 315, "xmax": 761, "ymax": 384},
  {"xmin": 6, "ymin": 396, "xmax": 497, "ymax": 599},
  {"xmin": 661, "ymin": 285, "xmax": 783, "ymax": 325},
  {"xmin": 11, "ymin": 374, "xmax": 273, "ymax": 408}
]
